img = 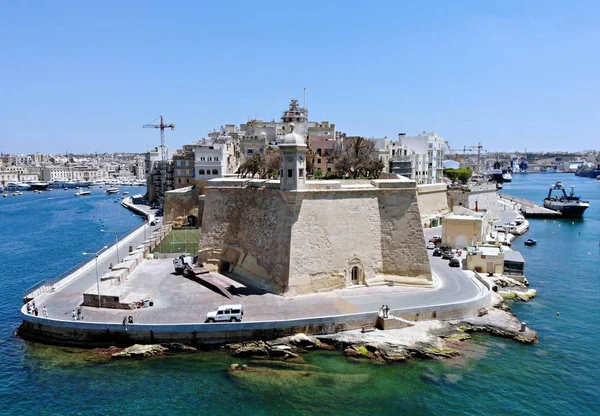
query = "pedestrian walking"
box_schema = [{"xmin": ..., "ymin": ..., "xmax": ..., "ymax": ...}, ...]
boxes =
[
  {"xmin": 76, "ymin": 306, "xmax": 83, "ymax": 320},
  {"xmin": 42, "ymin": 306, "xmax": 48, "ymax": 318},
  {"xmin": 72, "ymin": 309, "xmax": 77, "ymax": 320},
  {"xmin": 123, "ymin": 316, "xmax": 128, "ymax": 331},
  {"xmin": 34, "ymin": 307, "xmax": 39, "ymax": 317},
  {"xmin": 26, "ymin": 303, "xmax": 31, "ymax": 314},
  {"xmin": 385, "ymin": 305, "xmax": 391, "ymax": 318}
]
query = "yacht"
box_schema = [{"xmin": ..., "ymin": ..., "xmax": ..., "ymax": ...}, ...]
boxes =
[
  {"xmin": 24, "ymin": 180, "xmax": 49, "ymax": 191},
  {"xmin": 75, "ymin": 190, "xmax": 91, "ymax": 196},
  {"xmin": 106, "ymin": 187, "xmax": 119, "ymax": 194},
  {"xmin": 6, "ymin": 182, "xmax": 31, "ymax": 191},
  {"xmin": 543, "ymin": 181, "xmax": 590, "ymax": 217}
]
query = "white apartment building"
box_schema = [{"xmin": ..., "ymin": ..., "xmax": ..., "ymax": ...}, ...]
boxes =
[
  {"xmin": 397, "ymin": 132, "xmax": 446, "ymax": 184},
  {"xmin": 194, "ymin": 139, "xmax": 228, "ymax": 179}
]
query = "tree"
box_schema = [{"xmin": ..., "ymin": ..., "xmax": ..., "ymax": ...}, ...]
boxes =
[
  {"xmin": 456, "ymin": 167, "xmax": 473, "ymax": 184},
  {"xmin": 333, "ymin": 137, "xmax": 384, "ymax": 179},
  {"xmin": 443, "ymin": 168, "xmax": 460, "ymax": 184},
  {"xmin": 236, "ymin": 148, "xmax": 281, "ymax": 179},
  {"xmin": 260, "ymin": 147, "xmax": 280, "ymax": 179}
]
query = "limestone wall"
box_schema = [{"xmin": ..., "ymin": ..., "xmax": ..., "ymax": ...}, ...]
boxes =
[
  {"xmin": 164, "ymin": 188, "xmax": 201, "ymax": 226},
  {"xmin": 198, "ymin": 187, "xmax": 292, "ymax": 294},
  {"xmin": 447, "ymin": 184, "xmax": 498, "ymax": 211},
  {"xmin": 417, "ymin": 183, "xmax": 449, "ymax": 226},
  {"xmin": 200, "ymin": 179, "xmax": 432, "ymax": 296}
]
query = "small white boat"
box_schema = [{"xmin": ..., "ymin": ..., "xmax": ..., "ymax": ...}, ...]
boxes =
[
  {"xmin": 122, "ymin": 191, "xmax": 130, "ymax": 195},
  {"xmin": 75, "ymin": 190, "xmax": 91, "ymax": 196},
  {"xmin": 106, "ymin": 188, "xmax": 119, "ymax": 194}
]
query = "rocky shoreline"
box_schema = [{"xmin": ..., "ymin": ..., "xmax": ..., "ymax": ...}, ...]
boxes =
[{"xmin": 99, "ymin": 291, "xmax": 537, "ymax": 364}]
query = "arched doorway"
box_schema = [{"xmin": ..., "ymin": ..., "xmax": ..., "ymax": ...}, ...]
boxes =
[{"xmin": 351, "ymin": 266, "xmax": 360, "ymax": 284}]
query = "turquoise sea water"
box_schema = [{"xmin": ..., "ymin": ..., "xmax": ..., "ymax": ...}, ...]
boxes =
[{"xmin": 0, "ymin": 175, "xmax": 599, "ymax": 416}]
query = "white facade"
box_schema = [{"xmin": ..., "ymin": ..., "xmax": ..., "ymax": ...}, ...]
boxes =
[
  {"xmin": 194, "ymin": 140, "xmax": 228, "ymax": 179},
  {"xmin": 397, "ymin": 132, "xmax": 446, "ymax": 184}
]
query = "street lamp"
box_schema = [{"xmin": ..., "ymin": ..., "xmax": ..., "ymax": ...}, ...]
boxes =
[
  {"xmin": 83, "ymin": 245, "xmax": 108, "ymax": 308},
  {"xmin": 100, "ymin": 229, "xmax": 120, "ymax": 263}
]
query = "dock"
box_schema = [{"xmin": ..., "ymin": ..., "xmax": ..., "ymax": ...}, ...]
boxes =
[{"xmin": 499, "ymin": 194, "xmax": 562, "ymax": 218}]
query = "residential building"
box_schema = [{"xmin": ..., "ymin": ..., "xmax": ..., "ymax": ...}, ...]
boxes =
[
  {"xmin": 397, "ymin": 132, "xmax": 446, "ymax": 184},
  {"xmin": 308, "ymin": 121, "xmax": 337, "ymax": 174},
  {"xmin": 173, "ymin": 151, "xmax": 196, "ymax": 189},
  {"xmin": 194, "ymin": 139, "xmax": 228, "ymax": 183}
]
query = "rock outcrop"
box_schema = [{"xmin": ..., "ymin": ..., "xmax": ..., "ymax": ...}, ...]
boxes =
[{"xmin": 111, "ymin": 343, "xmax": 197, "ymax": 359}]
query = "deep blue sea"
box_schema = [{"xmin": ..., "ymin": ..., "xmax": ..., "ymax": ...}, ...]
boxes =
[{"xmin": 0, "ymin": 175, "xmax": 599, "ymax": 416}]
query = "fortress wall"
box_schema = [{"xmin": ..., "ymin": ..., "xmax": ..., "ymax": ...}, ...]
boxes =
[
  {"xmin": 288, "ymin": 191, "xmax": 383, "ymax": 295},
  {"xmin": 198, "ymin": 188, "xmax": 291, "ymax": 293},
  {"xmin": 378, "ymin": 190, "xmax": 432, "ymax": 283},
  {"xmin": 416, "ymin": 183, "xmax": 450, "ymax": 225},
  {"xmin": 448, "ymin": 185, "xmax": 498, "ymax": 211},
  {"xmin": 164, "ymin": 189, "xmax": 200, "ymax": 225},
  {"xmin": 200, "ymin": 180, "xmax": 433, "ymax": 296}
]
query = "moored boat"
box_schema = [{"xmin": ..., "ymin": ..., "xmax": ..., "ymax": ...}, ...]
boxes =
[
  {"xmin": 106, "ymin": 187, "xmax": 119, "ymax": 194},
  {"xmin": 543, "ymin": 181, "xmax": 590, "ymax": 217}
]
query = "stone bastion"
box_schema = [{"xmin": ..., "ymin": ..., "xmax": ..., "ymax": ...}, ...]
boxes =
[{"xmin": 198, "ymin": 178, "xmax": 432, "ymax": 296}]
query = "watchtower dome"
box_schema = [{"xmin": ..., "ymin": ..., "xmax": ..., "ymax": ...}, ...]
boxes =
[{"xmin": 279, "ymin": 123, "xmax": 307, "ymax": 192}]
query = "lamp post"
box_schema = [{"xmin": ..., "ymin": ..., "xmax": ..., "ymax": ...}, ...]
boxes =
[
  {"xmin": 101, "ymin": 229, "xmax": 120, "ymax": 263},
  {"xmin": 83, "ymin": 245, "xmax": 108, "ymax": 308}
]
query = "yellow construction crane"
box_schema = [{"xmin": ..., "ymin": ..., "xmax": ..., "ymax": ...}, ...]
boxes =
[{"xmin": 445, "ymin": 143, "xmax": 467, "ymax": 165}]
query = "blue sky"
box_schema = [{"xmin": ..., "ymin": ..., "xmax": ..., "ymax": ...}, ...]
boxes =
[{"xmin": 1, "ymin": 1, "xmax": 599, "ymax": 154}]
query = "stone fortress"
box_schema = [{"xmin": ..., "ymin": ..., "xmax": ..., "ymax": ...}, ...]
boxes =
[{"xmin": 198, "ymin": 124, "xmax": 433, "ymax": 296}]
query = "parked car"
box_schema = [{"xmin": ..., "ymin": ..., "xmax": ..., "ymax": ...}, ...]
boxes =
[
  {"xmin": 432, "ymin": 248, "xmax": 442, "ymax": 257},
  {"xmin": 426, "ymin": 242, "xmax": 436, "ymax": 250},
  {"xmin": 429, "ymin": 235, "xmax": 442, "ymax": 244},
  {"xmin": 205, "ymin": 304, "xmax": 244, "ymax": 323},
  {"xmin": 449, "ymin": 258, "xmax": 461, "ymax": 267},
  {"xmin": 442, "ymin": 250, "xmax": 454, "ymax": 260}
]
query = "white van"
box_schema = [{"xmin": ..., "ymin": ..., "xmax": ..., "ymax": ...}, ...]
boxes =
[{"xmin": 205, "ymin": 304, "xmax": 243, "ymax": 323}]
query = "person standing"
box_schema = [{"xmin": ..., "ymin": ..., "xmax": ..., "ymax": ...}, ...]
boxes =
[
  {"xmin": 42, "ymin": 306, "xmax": 48, "ymax": 318},
  {"xmin": 76, "ymin": 306, "xmax": 83, "ymax": 320},
  {"xmin": 72, "ymin": 309, "xmax": 77, "ymax": 320}
]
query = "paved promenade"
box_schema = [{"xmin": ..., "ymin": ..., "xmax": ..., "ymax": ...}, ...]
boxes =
[{"xmin": 28, "ymin": 226, "xmax": 488, "ymax": 325}]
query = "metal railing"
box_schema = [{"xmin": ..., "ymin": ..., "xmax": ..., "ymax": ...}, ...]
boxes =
[{"xmin": 23, "ymin": 223, "xmax": 146, "ymax": 300}]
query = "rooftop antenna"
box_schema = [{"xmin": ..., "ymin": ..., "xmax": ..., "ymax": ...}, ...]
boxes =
[{"xmin": 303, "ymin": 87, "xmax": 306, "ymax": 109}]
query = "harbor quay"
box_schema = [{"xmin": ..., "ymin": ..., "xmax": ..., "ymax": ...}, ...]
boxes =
[{"xmin": 18, "ymin": 251, "xmax": 492, "ymax": 347}]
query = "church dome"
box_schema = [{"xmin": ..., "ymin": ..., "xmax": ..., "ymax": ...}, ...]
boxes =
[{"xmin": 281, "ymin": 123, "xmax": 305, "ymax": 145}]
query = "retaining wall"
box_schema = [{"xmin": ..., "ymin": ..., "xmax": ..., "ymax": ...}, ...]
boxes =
[{"xmin": 19, "ymin": 290, "xmax": 491, "ymax": 347}]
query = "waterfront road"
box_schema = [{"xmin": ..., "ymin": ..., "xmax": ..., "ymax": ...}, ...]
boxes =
[{"xmin": 32, "ymin": 225, "xmax": 488, "ymax": 324}]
